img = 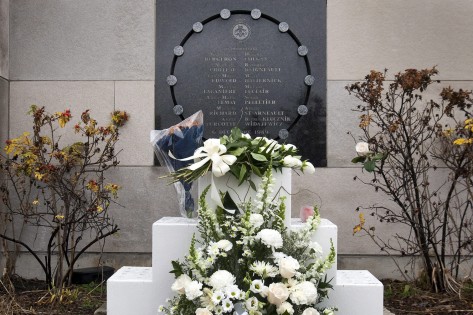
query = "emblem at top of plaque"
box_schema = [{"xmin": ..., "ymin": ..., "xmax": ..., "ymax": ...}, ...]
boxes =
[{"xmin": 233, "ymin": 24, "xmax": 250, "ymax": 41}]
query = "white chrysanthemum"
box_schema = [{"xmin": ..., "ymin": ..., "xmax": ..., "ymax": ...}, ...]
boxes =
[
  {"xmin": 250, "ymin": 279, "xmax": 264, "ymax": 293},
  {"xmin": 256, "ymin": 229, "xmax": 283, "ymax": 248},
  {"xmin": 250, "ymin": 261, "xmax": 279, "ymax": 278},
  {"xmin": 289, "ymin": 281, "xmax": 318, "ymax": 305},
  {"xmin": 277, "ymin": 301, "xmax": 294, "ymax": 315},
  {"xmin": 185, "ymin": 281, "xmax": 203, "ymax": 300},
  {"xmin": 222, "ymin": 298, "xmax": 234, "ymax": 312},
  {"xmin": 211, "ymin": 290, "xmax": 225, "ymax": 305},
  {"xmin": 209, "ymin": 270, "xmax": 236, "ymax": 289},
  {"xmin": 249, "ymin": 213, "xmax": 264, "ymax": 229},
  {"xmin": 216, "ymin": 239, "xmax": 233, "ymax": 251},
  {"xmin": 225, "ymin": 285, "xmax": 240, "ymax": 299},
  {"xmin": 245, "ymin": 297, "xmax": 259, "ymax": 311},
  {"xmin": 214, "ymin": 305, "xmax": 223, "ymax": 315}
]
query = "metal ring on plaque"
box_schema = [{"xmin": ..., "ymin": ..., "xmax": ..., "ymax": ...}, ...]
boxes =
[
  {"xmin": 192, "ymin": 22, "xmax": 203, "ymax": 33},
  {"xmin": 173, "ymin": 46, "xmax": 184, "ymax": 56},
  {"xmin": 304, "ymin": 75, "xmax": 315, "ymax": 86},
  {"xmin": 220, "ymin": 9, "xmax": 231, "ymax": 19},
  {"xmin": 278, "ymin": 22, "xmax": 289, "ymax": 33},
  {"xmin": 166, "ymin": 75, "xmax": 177, "ymax": 86},
  {"xmin": 173, "ymin": 105, "xmax": 184, "ymax": 116},
  {"xmin": 298, "ymin": 45, "xmax": 308, "ymax": 57},
  {"xmin": 251, "ymin": 9, "xmax": 262, "ymax": 20},
  {"xmin": 279, "ymin": 129, "xmax": 289, "ymax": 140},
  {"xmin": 298, "ymin": 105, "xmax": 309, "ymax": 116}
]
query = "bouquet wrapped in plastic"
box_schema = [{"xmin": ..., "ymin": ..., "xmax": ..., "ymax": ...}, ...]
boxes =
[{"xmin": 150, "ymin": 111, "xmax": 204, "ymax": 218}]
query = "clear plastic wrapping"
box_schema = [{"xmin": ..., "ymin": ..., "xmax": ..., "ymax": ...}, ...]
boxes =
[{"xmin": 150, "ymin": 111, "xmax": 204, "ymax": 218}]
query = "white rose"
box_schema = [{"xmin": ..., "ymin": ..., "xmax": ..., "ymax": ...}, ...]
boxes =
[
  {"xmin": 196, "ymin": 308, "xmax": 212, "ymax": 315},
  {"xmin": 185, "ymin": 280, "xmax": 203, "ymax": 300},
  {"xmin": 355, "ymin": 142, "xmax": 370, "ymax": 156},
  {"xmin": 283, "ymin": 155, "xmax": 303, "ymax": 168},
  {"xmin": 249, "ymin": 213, "xmax": 264, "ymax": 229},
  {"xmin": 279, "ymin": 256, "xmax": 300, "ymax": 279},
  {"xmin": 267, "ymin": 283, "xmax": 289, "ymax": 306},
  {"xmin": 209, "ymin": 270, "xmax": 236, "ymax": 289},
  {"xmin": 277, "ymin": 301, "xmax": 294, "ymax": 315},
  {"xmin": 256, "ymin": 229, "xmax": 283, "ymax": 249},
  {"xmin": 302, "ymin": 161, "xmax": 315, "ymax": 174},
  {"xmin": 302, "ymin": 308, "xmax": 320, "ymax": 315},
  {"xmin": 216, "ymin": 239, "xmax": 233, "ymax": 251},
  {"xmin": 171, "ymin": 274, "xmax": 192, "ymax": 295},
  {"xmin": 282, "ymin": 143, "xmax": 297, "ymax": 151},
  {"xmin": 242, "ymin": 133, "xmax": 252, "ymax": 139}
]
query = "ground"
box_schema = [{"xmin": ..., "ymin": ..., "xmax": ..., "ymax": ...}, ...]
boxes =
[{"xmin": 1, "ymin": 277, "xmax": 473, "ymax": 315}]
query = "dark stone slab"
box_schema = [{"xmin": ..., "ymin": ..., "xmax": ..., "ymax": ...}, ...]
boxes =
[
  {"xmin": 156, "ymin": 1, "xmax": 326, "ymax": 166},
  {"xmin": 71, "ymin": 266, "xmax": 115, "ymax": 284}
]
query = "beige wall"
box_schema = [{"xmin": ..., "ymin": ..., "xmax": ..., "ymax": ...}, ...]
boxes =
[{"xmin": 3, "ymin": 0, "xmax": 473, "ymax": 280}]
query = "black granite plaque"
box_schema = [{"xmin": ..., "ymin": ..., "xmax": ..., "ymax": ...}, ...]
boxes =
[{"xmin": 156, "ymin": 1, "xmax": 326, "ymax": 166}]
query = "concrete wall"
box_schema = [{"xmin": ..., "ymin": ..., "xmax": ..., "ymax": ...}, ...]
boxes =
[{"xmin": 4, "ymin": 0, "xmax": 473, "ymax": 280}]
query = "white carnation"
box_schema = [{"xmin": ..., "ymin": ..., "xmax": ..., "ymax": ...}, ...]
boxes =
[
  {"xmin": 209, "ymin": 270, "xmax": 236, "ymax": 289},
  {"xmin": 249, "ymin": 213, "xmax": 264, "ymax": 229},
  {"xmin": 171, "ymin": 274, "xmax": 192, "ymax": 295},
  {"xmin": 256, "ymin": 229, "xmax": 283, "ymax": 249},
  {"xmin": 290, "ymin": 281, "xmax": 318, "ymax": 305},
  {"xmin": 216, "ymin": 239, "xmax": 233, "ymax": 251},
  {"xmin": 355, "ymin": 142, "xmax": 370, "ymax": 156},
  {"xmin": 185, "ymin": 280, "xmax": 203, "ymax": 300},
  {"xmin": 277, "ymin": 301, "xmax": 294, "ymax": 315}
]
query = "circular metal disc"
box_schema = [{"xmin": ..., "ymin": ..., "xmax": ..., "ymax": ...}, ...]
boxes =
[
  {"xmin": 173, "ymin": 46, "xmax": 184, "ymax": 56},
  {"xmin": 193, "ymin": 22, "xmax": 203, "ymax": 33},
  {"xmin": 298, "ymin": 45, "xmax": 308, "ymax": 57},
  {"xmin": 166, "ymin": 75, "xmax": 177, "ymax": 86},
  {"xmin": 279, "ymin": 22, "xmax": 289, "ymax": 33},
  {"xmin": 298, "ymin": 105, "xmax": 309, "ymax": 116},
  {"xmin": 220, "ymin": 9, "xmax": 231, "ymax": 19},
  {"xmin": 279, "ymin": 129, "xmax": 289, "ymax": 139},
  {"xmin": 304, "ymin": 75, "xmax": 315, "ymax": 86},
  {"xmin": 173, "ymin": 105, "xmax": 184, "ymax": 115},
  {"xmin": 251, "ymin": 9, "xmax": 262, "ymax": 19}
]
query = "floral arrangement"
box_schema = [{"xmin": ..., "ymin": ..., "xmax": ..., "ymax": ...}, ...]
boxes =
[
  {"xmin": 159, "ymin": 166, "xmax": 336, "ymax": 315},
  {"xmin": 169, "ymin": 128, "xmax": 315, "ymax": 186}
]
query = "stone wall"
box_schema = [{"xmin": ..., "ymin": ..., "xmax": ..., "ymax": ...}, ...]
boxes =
[{"xmin": 3, "ymin": 0, "xmax": 473, "ymax": 279}]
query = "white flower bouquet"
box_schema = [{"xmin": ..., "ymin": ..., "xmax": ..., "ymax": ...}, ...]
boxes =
[
  {"xmin": 168, "ymin": 128, "xmax": 315, "ymax": 186},
  {"xmin": 159, "ymin": 166, "xmax": 336, "ymax": 315}
]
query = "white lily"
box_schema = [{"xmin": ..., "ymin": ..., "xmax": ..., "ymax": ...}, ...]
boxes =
[{"xmin": 188, "ymin": 139, "xmax": 237, "ymax": 177}]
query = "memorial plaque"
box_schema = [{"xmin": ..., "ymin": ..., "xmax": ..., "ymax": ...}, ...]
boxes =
[{"xmin": 156, "ymin": 1, "xmax": 327, "ymax": 166}]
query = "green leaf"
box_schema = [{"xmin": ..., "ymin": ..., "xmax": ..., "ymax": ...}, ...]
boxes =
[
  {"xmin": 239, "ymin": 164, "xmax": 247, "ymax": 183},
  {"xmin": 222, "ymin": 192, "xmax": 239, "ymax": 215},
  {"xmin": 351, "ymin": 156, "xmax": 366, "ymax": 164},
  {"xmin": 170, "ymin": 260, "xmax": 183, "ymax": 277},
  {"xmin": 372, "ymin": 153, "xmax": 385, "ymax": 160},
  {"xmin": 364, "ymin": 160, "xmax": 376, "ymax": 172},
  {"xmin": 250, "ymin": 164, "xmax": 262, "ymax": 177},
  {"xmin": 249, "ymin": 180, "xmax": 257, "ymax": 191},
  {"xmin": 229, "ymin": 147, "xmax": 246, "ymax": 157},
  {"xmin": 231, "ymin": 127, "xmax": 242, "ymax": 140},
  {"xmin": 251, "ymin": 152, "xmax": 268, "ymax": 162}
]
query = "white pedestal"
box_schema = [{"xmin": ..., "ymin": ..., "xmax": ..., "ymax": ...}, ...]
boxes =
[{"xmin": 107, "ymin": 217, "xmax": 383, "ymax": 315}]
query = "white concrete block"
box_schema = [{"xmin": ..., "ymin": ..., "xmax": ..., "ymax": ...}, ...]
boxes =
[
  {"xmin": 198, "ymin": 168, "xmax": 292, "ymax": 226},
  {"xmin": 328, "ymin": 0, "xmax": 473, "ymax": 81},
  {"xmin": 107, "ymin": 267, "xmax": 155, "ymax": 315},
  {"xmin": 152, "ymin": 217, "xmax": 338, "ymax": 310},
  {"xmin": 321, "ymin": 270, "xmax": 384, "ymax": 315}
]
